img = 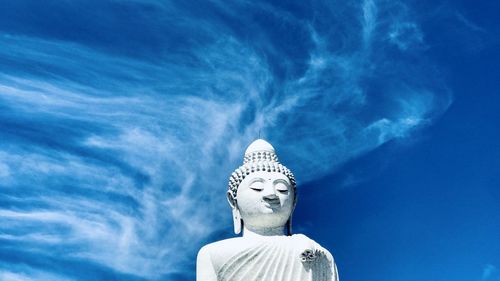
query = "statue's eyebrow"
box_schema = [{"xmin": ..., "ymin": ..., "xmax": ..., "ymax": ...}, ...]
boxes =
[
  {"xmin": 249, "ymin": 178, "xmax": 265, "ymax": 184},
  {"xmin": 273, "ymin": 179, "xmax": 290, "ymax": 186}
]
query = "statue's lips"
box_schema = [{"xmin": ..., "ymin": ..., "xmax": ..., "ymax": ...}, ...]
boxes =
[{"xmin": 262, "ymin": 198, "xmax": 281, "ymax": 208}]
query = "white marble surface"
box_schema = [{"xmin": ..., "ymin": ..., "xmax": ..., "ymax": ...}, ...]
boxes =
[{"xmin": 197, "ymin": 139, "xmax": 339, "ymax": 281}]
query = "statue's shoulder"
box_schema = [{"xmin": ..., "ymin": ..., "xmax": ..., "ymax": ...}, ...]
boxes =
[
  {"xmin": 197, "ymin": 237, "xmax": 248, "ymax": 261},
  {"xmin": 291, "ymin": 234, "xmax": 335, "ymax": 262},
  {"xmin": 197, "ymin": 239, "xmax": 244, "ymax": 279},
  {"xmin": 198, "ymin": 237, "xmax": 244, "ymax": 254},
  {"xmin": 197, "ymin": 237, "xmax": 249, "ymax": 272},
  {"xmin": 290, "ymin": 233, "xmax": 322, "ymax": 246}
]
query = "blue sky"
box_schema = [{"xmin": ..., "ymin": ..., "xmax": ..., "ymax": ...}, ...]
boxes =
[{"xmin": 0, "ymin": 0, "xmax": 498, "ymax": 280}]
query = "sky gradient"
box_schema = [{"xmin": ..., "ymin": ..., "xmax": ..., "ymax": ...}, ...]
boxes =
[{"xmin": 0, "ymin": 0, "xmax": 499, "ymax": 280}]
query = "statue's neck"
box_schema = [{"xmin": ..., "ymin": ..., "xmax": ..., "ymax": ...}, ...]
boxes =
[{"xmin": 243, "ymin": 225, "xmax": 286, "ymax": 239}]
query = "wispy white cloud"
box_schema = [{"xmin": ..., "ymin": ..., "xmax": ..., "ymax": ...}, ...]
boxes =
[
  {"xmin": 456, "ymin": 12, "xmax": 486, "ymax": 33},
  {"xmin": 482, "ymin": 264, "xmax": 498, "ymax": 281},
  {"xmin": 389, "ymin": 22, "xmax": 424, "ymax": 51},
  {"xmin": 0, "ymin": 33, "xmax": 272, "ymax": 278},
  {"xmin": 0, "ymin": 0, "xmax": 451, "ymax": 279},
  {"xmin": 0, "ymin": 268, "xmax": 69, "ymax": 281},
  {"xmin": 363, "ymin": 0, "xmax": 378, "ymax": 46}
]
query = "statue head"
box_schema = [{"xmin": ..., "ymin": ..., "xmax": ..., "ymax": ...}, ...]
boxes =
[{"xmin": 227, "ymin": 139, "xmax": 297, "ymax": 235}]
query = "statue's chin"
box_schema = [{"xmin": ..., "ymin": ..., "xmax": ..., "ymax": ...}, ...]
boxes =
[
  {"xmin": 242, "ymin": 213, "xmax": 289, "ymax": 230},
  {"xmin": 259, "ymin": 206, "xmax": 279, "ymax": 213},
  {"xmin": 240, "ymin": 202, "xmax": 292, "ymax": 218}
]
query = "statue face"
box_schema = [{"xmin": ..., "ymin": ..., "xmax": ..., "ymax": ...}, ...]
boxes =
[{"xmin": 236, "ymin": 171, "xmax": 295, "ymax": 231}]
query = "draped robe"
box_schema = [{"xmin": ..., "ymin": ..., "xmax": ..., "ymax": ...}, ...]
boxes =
[{"xmin": 209, "ymin": 234, "xmax": 338, "ymax": 281}]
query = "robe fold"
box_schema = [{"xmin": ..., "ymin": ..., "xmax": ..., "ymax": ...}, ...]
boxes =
[{"xmin": 216, "ymin": 234, "xmax": 338, "ymax": 281}]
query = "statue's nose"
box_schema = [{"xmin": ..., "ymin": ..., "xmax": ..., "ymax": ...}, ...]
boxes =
[
  {"xmin": 263, "ymin": 193, "xmax": 279, "ymax": 201},
  {"xmin": 262, "ymin": 182, "xmax": 280, "ymax": 202}
]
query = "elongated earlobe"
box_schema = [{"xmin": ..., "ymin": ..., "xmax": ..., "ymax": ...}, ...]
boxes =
[
  {"xmin": 227, "ymin": 191, "xmax": 242, "ymax": 235},
  {"xmin": 233, "ymin": 209, "xmax": 242, "ymax": 234}
]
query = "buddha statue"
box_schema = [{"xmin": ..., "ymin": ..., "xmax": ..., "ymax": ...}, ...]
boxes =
[{"xmin": 197, "ymin": 139, "xmax": 339, "ymax": 281}]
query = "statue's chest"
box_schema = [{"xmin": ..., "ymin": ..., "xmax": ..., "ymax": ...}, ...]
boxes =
[{"xmin": 215, "ymin": 237, "xmax": 332, "ymax": 281}]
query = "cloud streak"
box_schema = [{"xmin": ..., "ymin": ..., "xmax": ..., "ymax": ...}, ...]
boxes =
[
  {"xmin": 482, "ymin": 264, "xmax": 498, "ymax": 281},
  {"xmin": 0, "ymin": 0, "xmax": 451, "ymax": 280}
]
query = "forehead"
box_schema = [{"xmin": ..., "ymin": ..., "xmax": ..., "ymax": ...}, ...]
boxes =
[{"xmin": 240, "ymin": 171, "xmax": 290, "ymax": 184}]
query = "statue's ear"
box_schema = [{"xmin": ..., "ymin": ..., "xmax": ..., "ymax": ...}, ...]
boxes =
[
  {"xmin": 226, "ymin": 191, "xmax": 237, "ymax": 209},
  {"xmin": 227, "ymin": 191, "xmax": 242, "ymax": 234}
]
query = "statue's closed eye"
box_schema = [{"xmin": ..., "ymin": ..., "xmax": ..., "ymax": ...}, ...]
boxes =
[
  {"xmin": 250, "ymin": 182, "xmax": 264, "ymax": 191},
  {"xmin": 275, "ymin": 182, "xmax": 289, "ymax": 194}
]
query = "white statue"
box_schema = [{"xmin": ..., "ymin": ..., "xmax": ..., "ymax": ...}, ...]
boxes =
[{"xmin": 197, "ymin": 139, "xmax": 339, "ymax": 281}]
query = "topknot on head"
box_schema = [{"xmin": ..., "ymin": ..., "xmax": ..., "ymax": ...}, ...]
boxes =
[
  {"xmin": 243, "ymin": 139, "xmax": 279, "ymax": 164},
  {"xmin": 228, "ymin": 139, "xmax": 296, "ymax": 199}
]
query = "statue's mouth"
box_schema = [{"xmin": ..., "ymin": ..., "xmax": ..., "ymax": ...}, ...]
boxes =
[{"xmin": 263, "ymin": 198, "xmax": 281, "ymax": 208}]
